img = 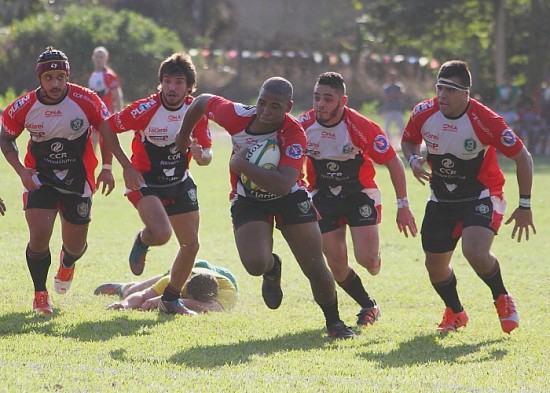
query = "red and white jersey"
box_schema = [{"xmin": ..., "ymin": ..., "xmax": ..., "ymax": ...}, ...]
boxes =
[
  {"xmin": 402, "ymin": 97, "xmax": 524, "ymax": 202},
  {"xmin": 88, "ymin": 67, "xmax": 121, "ymax": 113},
  {"xmin": 1, "ymin": 84, "xmax": 108, "ymax": 196},
  {"xmin": 106, "ymin": 92, "xmax": 210, "ymax": 187},
  {"xmin": 299, "ymin": 107, "xmax": 396, "ymax": 198},
  {"xmin": 204, "ymin": 96, "xmax": 306, "ymax": 201}
]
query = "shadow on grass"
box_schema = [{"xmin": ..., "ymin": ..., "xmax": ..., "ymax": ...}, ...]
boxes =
[
  {"xmin": 360, "ymin": 333, "xmax": 507, "ymax": 367},
  {"xmin": 0, "ymin": 311, "xmax": 164, "ymax": 341},
  {"xmin": 162, "ymin": 329, "xmax": 339, "ymax": 368}
]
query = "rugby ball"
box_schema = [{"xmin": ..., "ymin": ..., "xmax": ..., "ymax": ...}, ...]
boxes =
[{"xmin": 240, "ymin": 139, "xmax": 280, "ymax": 191}]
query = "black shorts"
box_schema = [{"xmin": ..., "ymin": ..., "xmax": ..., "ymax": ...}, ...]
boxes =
[
  {"xmin": 313, "ymin": 191, "xmax": 380, "ymax": 234},
  {"xmin": 126, "ymin": 178, "xmax": 199, "ymax": 216},
  {"xmin": 24, "ymin": 186, "xmax": 92, "ymax": 225},
  {"xmin": 231, "ymin": 189, "xmax": 319, "ymax": 230},
  {"xmin": 421, "ymin": 196, "xmax": 505, "ymax": 253}
]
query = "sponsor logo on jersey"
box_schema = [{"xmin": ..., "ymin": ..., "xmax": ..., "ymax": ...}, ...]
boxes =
[
  {"xmin": 70, "ymin": 118, "xmax": 85, "ymax": 132},
  {"xmin": 45, "ymin": 110, "xmax": 62, "ymax": 118},
  {"xmin": 285, "ymin": 144, "xmax": 303, "ymax": 159},
  {"xmin": 500, "ymin": 129, "xmax": 516, "ymax": 147},
  {"xmin": 26, "ymin": 122, "xmax": 44, "ymax": 132},
  {"xmin": 373, "ymin": 135, "xmax": 390, "ymax": 153},
  {"xmin": 8, "ymin": 94, "xmax": 31, "ymax": 117},
  {"xmin": 412, "ymin": 100, "xmax": 434, "ymax": 116},
  {"xmin": 130, "ymin": 98, "xmax": 156, "ymax": 118},
  {"xmin": 321, "ymin": 131, "xmax": 336, "ymax": 139},
  {"xmin": 442, "ymin": 123, "xmax": 458, "ymax": 132},
  {"xmin": 326, "ymin": 161, "xmax": 340, "ymax": 172},
  {"xmin": 149, "ymin": 126, "xmax": 168, "ymax": 134},
  {"xmin": 168, "ymin": 114, "xmax": 182, "ymax": 122}
]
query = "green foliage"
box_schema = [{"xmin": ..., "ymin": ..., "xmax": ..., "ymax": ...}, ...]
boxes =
[
  {"xmin": 0, "ymin": 5, "xmax": 184, "ymax": 102},
  {"xmin": 0, "ymin": 87, "xmax": 21, "ymax": 111}
]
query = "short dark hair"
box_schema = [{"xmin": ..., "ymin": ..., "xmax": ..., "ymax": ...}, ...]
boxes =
[
  {"xmin": 437, "ymin": 60, "xmax": 472, "ymax": 89},
  {"xmin": 158, "ymin": 52, "xmax": 197, "ymax": 93},
  {"xmin": 316, "ymin": 72, "xmax": 346, "ymax": 95},
  {"xmin": 261, "ymin": 77, "xmax": 293, "ymax": 101},
  {"xmin": 186, "ymin": 274, "xmax": 219, "ymax": 302}
]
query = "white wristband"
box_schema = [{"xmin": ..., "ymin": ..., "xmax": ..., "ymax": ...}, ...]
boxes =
[
  {"xmin": 408, "ymin": 154, "xmax": 419, "ymax": 167},
  {"xmin": 102, "ymin": 164, "xmax": 113, "ymax": 171},
  {"xmin": 397, "ymin": 197, "xmax": 410, "ymax": 208}
]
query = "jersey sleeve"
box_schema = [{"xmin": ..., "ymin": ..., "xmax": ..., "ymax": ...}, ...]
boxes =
[
  {"xmin": 204, "ymin": 96, "xmax": 254, "ymax": 135},
  {"xmin": 1, "ymin": 92, "xmax": 36, "ymax": 137},
  {"xmin": 402, "ymin": 99, "xmax": 437, "ymax": 145},
  {"xmin": 277, "ymin": 115, "xmax": 307, "ymax": 172},
  {"xmin": 346, "ymin": 108, "xmax": 396, "ymax": 164},
  {"xmin": 470, "ymin": 101, "xmax": 524, "ymax": 157}
]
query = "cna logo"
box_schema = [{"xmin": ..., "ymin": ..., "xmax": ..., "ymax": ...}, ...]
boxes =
[
  {"xmin": 45, "ymin": 110, "xmax": 62, "ymax": 118},
  {"xmin": 168, "ymin": 114, "xmax": 182, "ymax": 122},
  {"xmin": 442, "ymin": 123, "xmax": 458, "ymax": 132},
  {"xmin": 500, "ymin": 129, "xmax": 516, "ymax": 147},
  {"xmin": 285, "ymin": 144, "xmax": 303, "ymax": 159},
  {"xmin": 373, "ymin": 135, "xmax": 390, "ymax": 153}
]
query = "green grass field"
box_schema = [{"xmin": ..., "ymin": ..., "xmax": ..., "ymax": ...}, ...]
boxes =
[{"xmin": 0, "ymin": 132, "xmax": 548, "ymax": 392}]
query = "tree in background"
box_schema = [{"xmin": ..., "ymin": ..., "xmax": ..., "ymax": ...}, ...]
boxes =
[
  {"xmin": 0, "ymin": 5, "xmax": 184, "ymax": 102},
  {"xmin": 351, "ymin": 0, "xmax": 550, "ymax": 101}
]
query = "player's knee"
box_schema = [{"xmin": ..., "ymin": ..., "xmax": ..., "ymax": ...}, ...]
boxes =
[{"xmin": 148, "ymin": 227, "xmax": 172, "ymax": 245}]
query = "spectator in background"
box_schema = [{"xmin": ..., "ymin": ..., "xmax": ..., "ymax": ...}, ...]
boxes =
[
  {"xmin": 534, "ymin": 73, "xmax": 550, "ymax": 156},
  {"xmin": 380, "ymin": 70, "xmax": 406, "ymax": 149},
  {"xmin": 494, "ymin": 74, "xmax": 521, "ymax": 125},
  {"xmin": 88, "ymin": 46, "xmax": 124, "ymax": 149}
]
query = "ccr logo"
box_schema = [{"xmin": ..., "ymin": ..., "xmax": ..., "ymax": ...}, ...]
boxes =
[{"xmin": 441, "ymin": 158, "xmax": 454, "ymax": 168}]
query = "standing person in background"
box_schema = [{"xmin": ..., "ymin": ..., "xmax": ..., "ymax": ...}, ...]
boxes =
[
  {"xmin": 380, "ymin": 70, "xmax": 406, "ymax": 149},
  {"xmin": 88, "ymin": 46, "xmax": 124, "ymax": 149},
  {"xmin": 0, "ymin": 46, "xmax": 115, "ymax": 314},
  {"xmin": 99, "ymin": 52, "xmax": 212, "ymax": 315},
  {"xmin": 493, "ymin": 74, "xmax": 521, "ymax": 126},
  {"xmin": 175, "ymin": 77, "xmax": 357, "ymax": 339},
  {"xmin": 401, "ymin": 60, "xmax": 535, "ymax": 335},
  {"xmin": 299, "ymin": 72, "xmax": 417, "ymax": 329},
  {"xmin": 0, "ymin": 197, "xmax": 5, "ymax": 216}
]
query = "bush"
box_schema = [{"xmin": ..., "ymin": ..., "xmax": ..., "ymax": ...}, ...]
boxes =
[{"xmin": 0, "ymin": 5, "xmax": 184, "ymax": 102}]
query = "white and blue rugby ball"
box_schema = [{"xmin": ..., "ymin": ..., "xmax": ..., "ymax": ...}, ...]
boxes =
[{"xmin": 240, "ymin": 139, "xmax": 280, "ymax": 191}]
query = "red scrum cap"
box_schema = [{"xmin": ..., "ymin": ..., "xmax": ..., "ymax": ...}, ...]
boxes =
[{"xmin": 36, "ymin": 46, "xmax": 70, "ymax": 79}]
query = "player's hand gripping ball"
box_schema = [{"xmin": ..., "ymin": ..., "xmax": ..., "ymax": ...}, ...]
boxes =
[{"xmin": 240, "ymin": 139, "xmax": 280, "ymax": 191}]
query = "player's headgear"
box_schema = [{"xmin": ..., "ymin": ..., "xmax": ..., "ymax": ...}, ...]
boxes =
[{"xmin": 36, "ymin": 46, "xmax": 70, "ymax": 79}]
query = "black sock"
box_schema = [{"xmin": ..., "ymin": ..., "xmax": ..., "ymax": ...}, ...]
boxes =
[
  {"xmin": 26, "ymin": 245, "xmax": 51, "ymax": 292},
  {"xmin": 432, "ymin": 272, "xmax": 463, "ymax": 313},
  {"xmin": 61, "ymin": 243, "xmax": 87, "ymax": 268},
  {"xmin": 264, "ymin": 254, "xmax": 281, "ymax": 277},
  {"xmin": 477, "ymin": 260, "xmax": 507, "ymax": 301},
  {"xmin": 317, "ymin": 292, "xmax": 341, "ymax": 327},
  {"xmin": 337, "ymin": 269, "xmax": 375, "ymax": 308},
  {"xmin": 161, "ymin": 283, "xmax": 181, "ymax": 302}
]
